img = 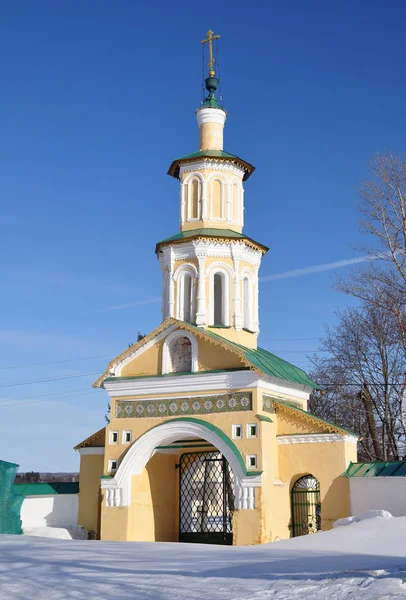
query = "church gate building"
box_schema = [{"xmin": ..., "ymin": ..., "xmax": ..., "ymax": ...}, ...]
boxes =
[{"xmin": 75, "ymin": 33, "xmax": 357, "ymax": 545}]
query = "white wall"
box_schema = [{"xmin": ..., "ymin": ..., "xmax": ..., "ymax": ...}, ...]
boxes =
[
  {"xmin": 349, "ymin": 478, "xmax": 406, "ymax": 517},
  {"xmin": 20, "ymin": 495, "xmax": 78, "ymax": 529}
]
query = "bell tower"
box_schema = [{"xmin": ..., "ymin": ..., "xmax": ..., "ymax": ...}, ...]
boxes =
[{"xmin": 156, "ymin": 31, "xmax": 268, "ymax": 349}]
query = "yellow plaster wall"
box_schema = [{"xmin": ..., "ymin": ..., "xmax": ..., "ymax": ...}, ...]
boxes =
[
  {"xmin": 77, "ymin": 453, "xmax": 104, "ymax": 534},
  {"xmin": 100, "ymin": 500, "xmax": 129, "ymax": 541},
  {"xmin": 118, "ymin": 329, "xmax": 248, "ymax": 379},
  {"xmin": 278, "ymin": 440, "xmax": 357, "ymax": 534},
  {"xmin": 127, "ymin": 453, "xmax": 179, "ymax": 542},
  {"xmin": 121, "ymin": 339, "xmax": 164, "ymax": 378},
  {"xmin": 199, "ymin": 121, "xmax": 224, "ymax": 151},
  {"xmin": 257, "ymin": 419, "xmax": 280, "ymax": 543},
  {"xmin": 233, "ymin": 507, "xmax": 262, "ymax": 545}
]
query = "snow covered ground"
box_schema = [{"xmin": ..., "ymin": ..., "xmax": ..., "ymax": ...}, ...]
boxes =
[{"xmin": 1, "ymin": 514, "xmax": 406, "ymax": 599}]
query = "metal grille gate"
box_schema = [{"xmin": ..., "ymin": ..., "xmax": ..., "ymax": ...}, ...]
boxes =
[
  {"xmin": 291, "ymin": 475, "xmax": 321, "ymax": 537},
  {"xmin": 179, "ymin": 451, "xmax": 234, "ymax": 545}
]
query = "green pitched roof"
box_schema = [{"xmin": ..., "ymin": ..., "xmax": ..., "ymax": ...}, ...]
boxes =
[
  {"xmin": 343, "ymin": 461, "xmax": 406, "ymax": 477},
  {"xmin": 155, "ymin": 228, "xmax": 268, "ymax": 254},
  {"xmin": 168, "ymin": 149, "xmax": 255, "ymax": 181},
  {"xmin": 185, "ymin": 323, "xmax": 321, "ymax": 390},
  {"xmin": 13, "ymin": 482, "xmax": 79, "ymax": 496}
]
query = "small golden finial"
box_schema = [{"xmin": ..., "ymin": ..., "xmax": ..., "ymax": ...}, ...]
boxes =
[{"xmin": 201, "ymin": 29, "xmax": 220, "ymax": 77}]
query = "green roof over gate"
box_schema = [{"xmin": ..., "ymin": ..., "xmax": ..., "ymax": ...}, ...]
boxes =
[
  {"xmin": 168, "ymin": 149, "xmax": 255, "ymax": 181},
  {"xmin": 185, "ymin": 324, "xmax": 321, "ymax": 390},
  {"xmin": 13, "ymin": 482, "xmax": 79, "ymax": 496},
  {"xmin": 155, "ymin": 228, "xmax": 268, "ymax": 254},
  {"xmin": 343, "ymin": 461, "xmax": 406, "ymax": 477}
]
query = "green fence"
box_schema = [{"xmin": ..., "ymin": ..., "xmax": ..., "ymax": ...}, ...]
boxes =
[{"xmin": 0, "ymin": 460, "xmax": 23, "ymax": 535}]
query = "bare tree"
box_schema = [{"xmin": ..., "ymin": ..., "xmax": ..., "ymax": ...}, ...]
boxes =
[
  {"xmin": 310, "ymin": 153, "xmax": 406, "ymax": 461},
  {"xmin": 310, "ymin": 302, "xmax": 406, "ymax": 461}
]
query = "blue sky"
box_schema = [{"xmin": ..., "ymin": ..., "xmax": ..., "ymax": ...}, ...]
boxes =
[{"xmin": 1, "ymin": 1, "xmax": 405, "ymax": 471}]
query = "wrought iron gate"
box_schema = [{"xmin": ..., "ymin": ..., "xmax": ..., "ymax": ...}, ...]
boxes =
[
  {"xmin": 291, "ymin": 474, "xmax": 321, "ymax": 537},
  {"xmin": 179, "ymin": 451, "xmax": 234, "ymax": 545}
]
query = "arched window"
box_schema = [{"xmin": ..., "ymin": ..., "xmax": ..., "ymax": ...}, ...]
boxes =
[
  {"xmin": 189, "ymin": 179, "xmax": 200, "ymax": 220},
  {"xmin": 211, "ymin": 179, "xmax": 222, "ymax": 219},
  {"xmin": 176, "ymin": 267, "xmax": 196, "ymax": 323},
  {"xmin": 243, "ymin": 277, "xmax": 250, "ymax": 330},
  {"xmin": 181, "ymin": 273, "xmax": 192, "ymax": 322},
  {"xmin": 213, "ymin": 273, "xmax": 223, "ymax": 324},
  {"xmin": 162, "ymin": 272, "xmax": 169, "ymax": 320}
]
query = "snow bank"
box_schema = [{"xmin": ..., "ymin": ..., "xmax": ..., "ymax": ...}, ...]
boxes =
[
  {"xmin": 362, "ymin": 509, "xmax": 393, "ymax": 520},
  {"xmin": 333, "ymin": 516, "xmax": 360, "ymax": 528},
  {"xmin": 1, "ymin": 516, "xmax": 405, "ymax": 599}
]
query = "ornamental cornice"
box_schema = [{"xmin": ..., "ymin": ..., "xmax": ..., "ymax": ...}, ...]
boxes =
[
  {"xmin": 276, "ymin": 434, "xmax": 358, "ymax": 444},
  {"xmin": 180, "ymin": 160, "xmax": 245, "ymax": 179}
]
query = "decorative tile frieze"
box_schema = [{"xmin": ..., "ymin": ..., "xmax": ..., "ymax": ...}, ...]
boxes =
[
  {"xmin": 262, "ymin": 395, "xmax": 276, "ymax": 414},
  {"xmin": 263, "ymin": 394, "xmax": 303, "ymax": 414},
  {"xmin": 116, "ymin": 392, "xmax": 252, "ymax": 419}
]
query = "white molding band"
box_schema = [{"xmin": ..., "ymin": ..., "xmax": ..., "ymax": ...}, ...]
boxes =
[
  {"xmin": 196, "ymin": 107, "xmax": 227, "ymax": 127},
  {"xmin": 104, "ymin": 370, "xmax": 259, "ymax": 397},
  {"xmin": 104, "ymin": 370, "xmax": 312, "ymax": 402},
  {"xmin": 277, "ymin": 434, "xmax": 358, "ymax": 445},
  {"xmin": 78, "ymin": 447, "xmax": 105, "ymax": 455},
  {"xmin": 100, "ymin": 419, "xmax": 261, "ymax": 509}
]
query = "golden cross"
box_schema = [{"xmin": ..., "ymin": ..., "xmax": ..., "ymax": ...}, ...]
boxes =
[{"xmin": 201, "ymin": 29, "xmax": 220, "ymax": 77}]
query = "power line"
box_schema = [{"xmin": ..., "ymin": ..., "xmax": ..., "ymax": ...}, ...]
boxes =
[
  {"xmin": 0, "ymin": 370, "xmax": 101, "ymax": 389},
  {"xmin": 0, "ymin": 390, "xmax": 99, "ymax": 409},
  {"xmin": 0, "ymin": 354, "xmax": 112, "ymax": 371}
]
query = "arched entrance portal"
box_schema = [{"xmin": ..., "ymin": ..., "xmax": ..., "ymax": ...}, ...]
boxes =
[
  {"xmin": 179, "ymin": 451, "xmax": 234, "ymax": 545},
  {"xmin": 101, "ymin": 418, "xmax": 261, "ymax": 544},
  {"xmin": 291, "ymin": 474, "xmax": 321, "ymax": 537}
]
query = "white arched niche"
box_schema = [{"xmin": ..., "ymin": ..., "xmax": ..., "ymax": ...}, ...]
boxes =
[
  {"xmin": 162, "ymin": 329, "xmax": 198, "ymax": 374},
  {"xmin": 101, "ymin": 418, "xmax": 261, "ymax": 510},
  {"xmin": 174, "ymin": 264, "xmax": 197, "ymax": 323},
  {"xmin": 207, "ymin": 264, "xmax": 233, "ymax": 327}
]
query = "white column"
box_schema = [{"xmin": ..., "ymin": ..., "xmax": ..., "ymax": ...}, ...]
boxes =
[
  {"xmin": 201, "ymin": 179, "xmax": 208, "ymax": 220},
  {"xmin": 231, "ymin": 245, "xmax": 243, "ymax": 330},
  {"xmin": 194, "ymin": 243, "xmax": 208, "ymax": 327},
  {"xmin": 240, "ymin": 186, "xmax": 245, "ymax": 227},
  {"xmin": 180, "ymin": 183, "xmax": 186, "ymax": 227},
  {"xmin": 168, "ymin": 274, "xmax": 175, "ymax": 318},
  {"xmin": 225, "ymin": 182, "xmax": 231, "ymax": 223},
  {"xmin": 253, "ymin": 270, "xmax": 259, "ymax": 333}
]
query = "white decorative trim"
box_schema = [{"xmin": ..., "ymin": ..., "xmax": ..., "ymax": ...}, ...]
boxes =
[
  {"xmin": 246, "ymin": 424, "xmax": 258, "ymax": 439},
  {"xmin": 104, "ymin": 371, "xmax": 313, "ymax": 402},
  {"xmin": 162, "ymin": 329, "xmax": 198, "ymax": 374},
  {"xmin": 246, "ymin": 454, "xmax": 257, "ymax": 469},
  {"xmin": 232, "ymin": 424, "xmax": 242, "ymax": 440},
  {"xmin": 273, "ymin": 479, "xmax": 284, "ymax": 486},
  {"xmin": 164, "ymin": 240, "xmax": 262, "ymax": 267},
  {"xmin": 277, "ymin": 434, "xmax": 358, "ymax": 445},
  {"xmin": 180, "ymin": 160, "xmax": 244, "ymax": 179},
  {"xmin": 196, "ymin": 106, "xmax": 227, "ymax": 127},
  {"xmin": 101, "ymin": 419, "xmax": 261, "ymax": 509},
  {"xmin": 109, "ymin": 430, "xmax": 119, "ymax": 444},
  {"xmin": 78, "ymin": 447, "xmax": 105, "ymax": 456},
  {"xmin": 174, "ymin": 265, "xmax": 197, "ymax": 322},
  {"xmin": 258, "ymin": 376, "xmax": 312, "ymax": 399},
  {"xmin": 122, "ymin": 430, "xmax": 132, "ymax": 444},
  {"xmin": 104, "ymin": 370, "xmax": 259, "ymax": 397}
]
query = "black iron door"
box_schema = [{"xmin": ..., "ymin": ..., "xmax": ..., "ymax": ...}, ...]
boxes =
[
  {"xmin": 291, "ymin": 475, "xmax": 321, "ymax": 537},
  {"xmin": 179, "ymin": 451, "xmax": 234, "ymax": 545}
]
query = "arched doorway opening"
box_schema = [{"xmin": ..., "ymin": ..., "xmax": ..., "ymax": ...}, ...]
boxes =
[
  {"xmin": 101, "ymin": 418, "xmax": 261, "ymax": 544},
  {"xmin": 291, "ymin": 474, "xmax": 321, "ymax": 537},
  {"xmin": 179, "ymin": 450, "xmax": 234, "ymax": 545}
]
